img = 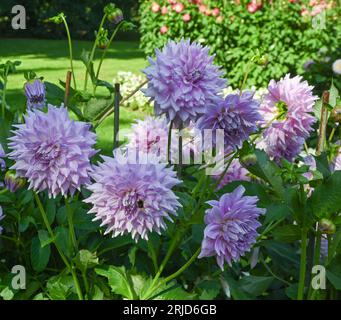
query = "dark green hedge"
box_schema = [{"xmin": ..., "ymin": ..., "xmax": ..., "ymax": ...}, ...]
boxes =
[{"xmin": 0, "ymin": 0, "xmax": 139, "ymax": 40}]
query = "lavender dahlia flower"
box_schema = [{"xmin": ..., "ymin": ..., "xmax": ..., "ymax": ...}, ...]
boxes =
[
  {"xmin": 127, "ymin": 116, "xmax": 169, "ymax": 158},
  {"xmin": 8, "ymin": 105, "xmax": 97, "ymax": 198},
  {"xmin": 143, "ymin": 39, "xmax": 226, "ymax": 127},
  {"xmin": 85, "ymin": 151, "xmax": 182, "ymax": 241},
  {"xmin": 24, "ymin": 79, "xmax": 46, "ymax": 110},
  {"xmin": 199, "ymin": 186, "xmax": 265, "ymax": 269},
  {"xmin": 197, "ymin": 91, "xmax": 262, "ymax": 150},
  {"xmin": 127, "ymin": 116, "xmax": 202, "ymax": 163},
  {"xmin": 259, "ymin": 74, "xmax": 317, "ymax": 162}
]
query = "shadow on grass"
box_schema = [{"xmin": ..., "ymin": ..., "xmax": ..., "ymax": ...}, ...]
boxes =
[{"xmin": 0, "ymin": 38, "xmax": 145, "ymax": 61}]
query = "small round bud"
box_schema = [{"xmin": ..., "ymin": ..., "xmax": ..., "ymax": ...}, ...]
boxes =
[
  {"xmin": 331, "ymin": 107, "xmax": 341, "ymax": 123},
  {"xmin": 4, "ymin": 171, "xmax": 25, "ymax": 193},
  {"xmin": 319, "ymin": 218, "xmax": 336, "ymax": 235},
  {"xmin": 240, "ymin": 153, "xmax": 257, "ymax": 168},
  {"xmin": 107, "ymin": 8, "xmax": 123, "ymax": 24},
  {"xmin": 256, "ymin": 54, "xmax": 269, "ymax": 67}
]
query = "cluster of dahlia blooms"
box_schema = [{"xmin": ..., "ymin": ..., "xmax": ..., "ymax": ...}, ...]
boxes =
[
  {"xmin": 84, "ymin": 151, "xmax": 181, "ymax": 241},
  {"xmin": 8, "ymin": 105, "xmax": 97, "ymax": 198},
  {"xmin": 143, "ymin": 39, "xmax": 226, "ymax": 127},
  {"xmin": 197, "ymin": 91, "xmax": 262, "ymax": 150},
  {"xmin": 199, "ymin": 186, "xmax": 265, "ymax": 269},
  {"xmin": 259, "ymin": 74, "xmax": 318, "ymax": 163},
  {"xmin": 24, "ymin": 79, "xmax": 46, "ymax": 110}
]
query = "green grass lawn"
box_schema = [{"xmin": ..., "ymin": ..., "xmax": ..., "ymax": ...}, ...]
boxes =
[{"xmin": 0, "ymin": 38, "xmax": 148, "ymax": 154}]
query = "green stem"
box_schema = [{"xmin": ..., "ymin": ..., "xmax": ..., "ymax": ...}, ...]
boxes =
[
  {"xmin": 327, "ymin": 227, "xmax": 341, "ymax": 265},
  {"xmin": 143, "ymin": 228, "xmax": 183, "ymax": 299},
  {"xmin": 297, "ymin": 228, "xmax": 308, "ymax": 300},
  {"xmin": 94, "ymin": 79, "xmax": 148, "ymax": 129},
  {"xmin": 260, "ymin": 257, "xmax": 291, "ymax": 286},
  {"xmin": 84, "ymin": 14, "xmax": 107, "ymax": 91},
  {"xmin": 34, "ymin": 193, "xmax": 83, "ymax": 300},
  {"xmin": 82, "ymin": 271, "xmax": 90, "ymax": 299},
  {"xmin": 65, "ymin": 197, "xmax": 78, "ymax": 252},
  {"xmin": 93, "ymin": 21, "xmax": 124, "ymax": 95},
  {"xmin": 313, "ymin": 232, "xmax": 321, "ymax": 266},
  {"xmin": 308, "ymin": 231, "xmax": 321, "ymax": 300},
  {"xmin": 240, "ymin": 60, "xmax": 253, "ymax": 95},
  {"xmin": 148, "ymin": 241, "xmax": 159, "ymax": 274},
  {"xmin": 215, "ymin": 152, "xmax": 238, "ymax": 189},
  {"xmin": 61, "ymin": 15, "xmax": 77, "ymax": 90},
  {"xmin": 159, "ymin": 248, "xmax": 201, "ymax": 287},
  {"xmin": 328, "ymin": 126, "xmax": 337, "ymax": 143}
]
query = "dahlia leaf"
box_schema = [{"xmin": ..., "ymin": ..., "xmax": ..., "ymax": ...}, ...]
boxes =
[
  {"xmin": 309, "ymin": 171, "xmax": 341, "ymax": 219},
  {"xmin": 239, "ymin": 275, "xmax": 274, "ymax": 297},
  {"xmin": 95, "ymin": 265, "xmax": 136, "ymax": 300},
  {"xmin": 272, "ymin": 225, "xmax": 301, "ymax": 243},
  {"xmin": 30, "ymin": 236, "xmax": 51, "ymax": 272}
]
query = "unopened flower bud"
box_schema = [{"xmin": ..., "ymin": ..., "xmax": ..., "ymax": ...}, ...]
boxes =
[
  {"xmin": 331, "ymin": 107, "xmax": 341, "ymax": 123},
  {"xmin": 4, "ymin": 171, "xmax": 25, "ymax": 193},
  {"xmin": 105, "ymin": 3, "xmax": 124, "ymax": 24},
  {"xmin": 240, "ymin": 153, "xmax": 257, "ymax": 168},
  {"xmin": 256, "ymin": 54, "xmax": 269, "ymax": 67},
  {"xmin": 319, "ymin": 218, "xmax": 336, "ymax": 235}
]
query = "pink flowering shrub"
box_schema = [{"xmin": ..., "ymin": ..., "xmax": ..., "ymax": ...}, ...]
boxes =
[{"xmin": 140, "ymin": 0, "xmax": 340, "ymax": 87}]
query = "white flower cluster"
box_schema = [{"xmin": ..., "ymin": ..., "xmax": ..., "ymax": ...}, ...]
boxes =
[
  {"xmin": 113, "ymin": 71, "xmax": 152, "ymax": 111},
  {"xmin": 222, "ymin": 86, "xmax": 267, "ymax": 101}
]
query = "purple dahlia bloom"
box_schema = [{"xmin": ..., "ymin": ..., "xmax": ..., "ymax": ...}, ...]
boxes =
[
  {"xmin": 0, "ymin": 206, "xmax": 4, "ymax": 234},
  {"xmin": 24, "ymin": 79, "xmax": 46, "ymax": 110},
  {"xmin": 198, "ymin": 185, "xmax": 265, "ymax": 270},
  {"xmin": 259, "ymin": 74, "xmax": 317, "ymax": 162},
  {"xmin": 197, "ymin": 91, "xmax": 262, "ymax": 150},
  {"xmin": 84, "ymin": 151, "xmax": 182, "ymax": 241},
  {"xmin": 214, "ymin": 158, "xmax": 250, "ymax": 190},
  {"xmin": 0, "ymin": 144, "xmax": 6, "ymax": 171},
  {"xmin": 143, "ymin": 39, "xmax": 226, "ymax": 127},
  {"xmin": 8, "ymin": 105, "xmax": 97, "ymax": 198},
  {"xmin": 127, "ymin": 116, "xmax": 202, "ymax": 164},
  {"xmin": 128, "ymin": 116, "xmax": 169, "ymax": 159}
]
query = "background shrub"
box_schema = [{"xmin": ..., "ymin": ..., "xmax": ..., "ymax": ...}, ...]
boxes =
[
  {"xmin": 0, "ymin": 0, "xmax": 139, "ymax": 40},
  {"xmin": 139, "ymin": 0, "xmax": 341, "ymax": 88}
]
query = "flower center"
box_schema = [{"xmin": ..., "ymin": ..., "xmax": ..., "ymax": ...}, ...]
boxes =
[
  {"xmin": 121, "ymin": 190, "xmax": 144, "ymax": 215},
  {"xmin": 30, "ymin": 94, "xmax": 45, "ymax": 104},
  {"xmin": 35, "ymin": 142, "xmax": 61, "ymax": 164},
  {"xmin": 218, "ymin": 111, "xmax": 241, "ymax": 137},
  {"xmin": 184, "ymin": 69, "xmax": 202, "ymax": 84},
  {"xmin": 275, "ymin": 100, "xmax": 288, "ymax": 120}
]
